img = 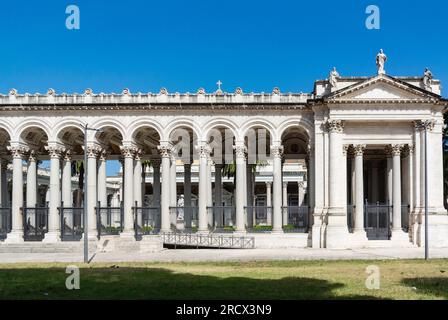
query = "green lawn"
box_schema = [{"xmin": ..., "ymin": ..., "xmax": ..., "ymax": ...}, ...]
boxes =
[{"xmin": 0, "ymin": 259, "xmax": 447, "ymax": 299}]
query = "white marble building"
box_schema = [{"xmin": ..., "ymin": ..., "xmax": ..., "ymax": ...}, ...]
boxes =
[{"xmin": 0, "ymin": 52, "xmax": 447, "ymax": 249}]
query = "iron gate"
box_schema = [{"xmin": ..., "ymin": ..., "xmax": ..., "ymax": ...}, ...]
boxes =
[
  {"xmin": 364, "ymin": 202, "xmax": 391, "ymax": 240},
  {"xmin": 23, "ymin": 207, "xmax": 49, "ymax": 241}
]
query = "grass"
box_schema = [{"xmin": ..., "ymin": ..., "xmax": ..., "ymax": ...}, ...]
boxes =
[{"xmin": 0, "ymin": 259, "xmax": 447, "ymax": 299}]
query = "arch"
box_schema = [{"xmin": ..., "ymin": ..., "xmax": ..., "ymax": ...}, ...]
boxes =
[
  {"xmin": 201, "ymin": 118, "xmax": 238, "ymax": 141},
  {"xmin": 277, "ymin": 118, "xmax": 314, "ymax": 141},
  {"xmin": 51, "ymin": 118, "xmax": 85, "ymax": 142},
  {"xmin": 0, "ymin": 119, "xmax": 14, "ymax": 139},
  {"xmin": 164, "ymin": 118, "xmax": 201, "ymax": 142},
  {"xmin": 126, "ymin": 118, "xmax": 163, "ymax": 142},
  {"xmin": 239, "ymin": 119, "xmax": 276, "ymax": 142},
  {"xmin": 90, "ymin": 118, "xmax": 126, "ymax": 141},
  {"xmin": 12, "ymin": 119, "xmax": 51, "ymax": 141}
]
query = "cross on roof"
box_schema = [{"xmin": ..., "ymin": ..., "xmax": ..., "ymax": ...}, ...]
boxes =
[{"xmin": 216, "ymin": 80, "xmax": 222, "ymax": 92}]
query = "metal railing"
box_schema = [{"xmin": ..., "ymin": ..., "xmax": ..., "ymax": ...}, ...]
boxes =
[
  {"xmin": 23, "ymin": 206, "xmax": 49, "ymax": 241},
  {"xmin": 0, "ymin": 207, "xmax": 11, "ymax": 240},
  {"xmin": 282, "ymin": 206, "xmax": 309, "ymax": 233},
  {"xmin": 60, "ymin": 206, "xmax": 84, "ymax": 241},
  {"xmin": 134, "ymin": 206, "xmax": 161, "ymax": 236},
  {"xmin": 208, "ymin": 206, "xmax": 236, "ymax": 231},
  {"xmin": 245, "ymin": 206, "xmax": 273, "ymax": 226},
  {"xmin": 161, "ymin": 232, "xmax": 255, "ymax": 249},
  {"xmin": 364, "ymin": 201, "xmax": 391, "ymax": 240},
  {"xmin": 96, "ymin": 202, "xmax": 123, "ymax": 236}
]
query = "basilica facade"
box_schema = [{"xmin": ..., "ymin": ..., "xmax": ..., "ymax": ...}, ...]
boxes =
[{"xmin": 0, "ymin": 55, "xmax": 447, "ymax": 249}]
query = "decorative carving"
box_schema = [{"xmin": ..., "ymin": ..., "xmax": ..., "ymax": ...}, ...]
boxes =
[
  {"xmin": 151, "ymin": 158, "xmax": 161, "ymax": 168},
  {"xmin": 272, "ymin": 87, "xmax": 280, "ymax": 95},
  {"xmin": 159, "ymin": 87, "xmax": 168, "ymax": 95},
  {"xmin": 270, "ymin": 144, "xmax": 284, "ymax": 158},
  {"xmin": 376, "ymin": 49, "xmax": 387, "ymax": 75},
  {"xmin": 329, "ymin": 67, "xmax": 339, "ymax": 88},
  {"xmin": 235, "ymin": 87, "xmax": 243, "ymax": 95},
  {"xmin": 353, "ymin": 144, "xmax": 366, "ymax": 156},
  {"xmin": 9, "ymin": 88, "xmax": 17, "ymax": 96},
  {"xmin": 47, "ymin": 88, "xmax": 56, "ymax": 96},
  {"xmin": 45, "ymin": 145, "xmax": 66, "ymax": 158},
  {"xmin": 63, "ymin": 150, "xmax": 72, "ymax": 162},
  {"xmin": 414, "ymin": 119, "xmax": 435, "ymax": 132},
  {"xmin": 197, "ymin": 88, "xmax": 206, "ymax": 95},
  {"xmin": 196, "ymin": 144, "xmax": 212, "ymax": 159},
  {"xmin": 216, "ymin": 80, "xmax": 223, "ymax": 94},
  {"xmin": 326, "ymin": 120, "xmax": 344, "ymax": 133},
  {"xmin": 408, "ymin": 145, "xmax": 414, "ymax": 155},
  {"xmin": 122, "ymin": 88, "xmax": 130, "ymax": 95},
  {"xmin": 84, "ymin": 145, "xmax": 101, "ymax": 158},
  {"xmin": 28, "ymin": 150, "xmax": 38, "ymax": 162},
  {"xmin": 423, "ymin": 68, "xmax": 433, "ymax": 91},
  {"xmin": 84, "ymin": 88, "xmax": 93, "ymax": 96},
  {"xmin": 120, "ymin": 145, "xmax": 139, "ymax": 158},
  {"xmin": 98, "ymin": 149, "xmax": 110, "ymax": 161},
  {"xmin": 157, "ymin": 143, "xmax": 174, "ymax": 158},
  {"xmin": 342, "ymin": 145, "xmax": 350, "ymax": 156},
  {"xmin": 390, "ymin": 144, "xmax": 403, "ymax": 156},
  {"xmin": 7, "ymin": 145, "xmax": 29, "ymax": 158}
]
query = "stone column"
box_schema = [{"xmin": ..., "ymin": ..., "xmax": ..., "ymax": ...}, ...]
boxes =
[
  {"xmin": 0, "ymin": 158, "xmax": 8, "ymax": 207},
  {"xmin": 62, "ymin": 151, "xmax": 73, "ymax": 208},
  {"xmin": 308, "ymin": 145, "xmax": 315, "ymax": 212},
  {"xmin": 206, "ymin": 156, "xmax": 213, "ymax": 227},
  {"xmin": 97, "ymin": 149, "xmax": 108, "ymax": 207},
  {"xmin": 196, "ymin": 143, "xmax": 210, "ymax": 233},
  {"xmin": 353, "ymin": 145, "xmax": 367, "ymax": 241},
  {"xmin": 234, "ymin": 142, "xmax": 247, "ymax": 233},
  {"xmin": 391, "ymin": 144, "xmax": 407, "ymax": 241},
  {"xmin": 133, "ymin": 150, "xmax": 143, "ymax": 206},
  {"xmin": 184, "ymin": 163, "xmax": 192, "ymax": 228},
  {"xmin": 298, "ymin": 182, "xmax": 305, "ymax": 207},
  {"xmin": 152, "ymin": 159, "xmax": 161, "ymax": 208},
  {"xmin": 271, "ymin": 143, "xmax": 284, "ymax": 233},
  {"xmin": 386, "ymin": 149, "xmax": 393, "ymax": 205},
  {"xmin": 26, "ymin": 150, "xmax": 37, "ymax": 208},
  {"xmin": 326, "ymin": 120, "xmax": 349, "ymax": 248},
  {"xmin": 5, "ymin": 146, "xmax": 27, "ymax": 243},
  {"xmin": 214, "ymin": 163, "xmax": 223, "ymax": 227},
  {"xmin": 43, "ymin": 144, "xmax": 65, "ymax": 242},
  {"xmin": 282, "ymin": 182, "xmax": 288, "ymax": 225},
  {"xmin": 266, "ymin": 181, "xmax": 272, "ymax": 225},
  {"xmin": 351, "ymin": 156, "xmax": 356, "ymax": 205},
  {"xmin": 170, "ymin": 155, "xmax": 177, "ymax": 207},
  {"xmin": 120, "ymin": 145, "xmax": 136, "ymax": 236},
  {"xmin": 85, "ymin": 145, "xmax": 100, "ymax": 240},
  {"xmin": 158, "ymin": 144, "xmax": 172, "ymax": 232}
]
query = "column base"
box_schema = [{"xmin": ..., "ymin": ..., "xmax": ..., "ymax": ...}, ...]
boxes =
[
  {"xmin": 42, "ymin": 231, "xmax": 61, "ymax": 243},
  {"xmin": 271, "ymin": 229, "xmax": 284, "ymax": 235},
  {"xmin": 4, "ymin": 230, "xmax": 24, "ymax": 243},
  {"xmin": 324, "ymin": 214, "xmax": 350, "ymax": 249},
  {"xmin": 119, "ymin": 231, "xmax": 136, "ymax": 240},
  {"xmin": 390, "ymin": 229, "xmax": 411, "ymax": 244},
  {"xmin": 350, "ymin": 230, "xmax": 368, "ymax": 247}
]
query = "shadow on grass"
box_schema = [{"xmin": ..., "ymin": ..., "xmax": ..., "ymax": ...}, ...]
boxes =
[
  {"xmin": 0, "ymin": 267, "xmax": 381, "ymax": 300},
  {"xmin": 401, "ymin": 277, "xmax": 448, "ymax": 299}
]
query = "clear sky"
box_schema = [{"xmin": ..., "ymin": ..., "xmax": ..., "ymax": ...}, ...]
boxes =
[
  {"xmin": 1, "ymin": 0, "xmax": 447, "ymax": 175},
  {"xmin": 0, "ymin": 0, "xmax": 446, "ymax": 95}
]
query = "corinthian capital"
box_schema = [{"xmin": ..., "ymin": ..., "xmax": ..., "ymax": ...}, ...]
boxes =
[
  {"xmin": 120, "ymin": 145, "xmax": 139, "ymax": 158},
  {"xmin": 7, "ymin": 145, "xmax": 29, "ymax": 159},
  {"xmin": 353, "ymin": 144, "xmax": 366, "ymax": 156},
  {"xmin": 270, "ymin": 144, "xmax": 284, "ymax": 158},
  {"xmin": 157, "ymin": 143, "xmax": 174, "ymax": 158},
  {"xmin": 233, "ymin": 142, "xmax": 247, "ymax": 159},
  {"xmin": 326, "ymin": 120, "xmax": 344, "ymax": 133},
  {"xmin": 390, "ymin": 144, "xmax": 403, "ymax": 156},
  {"xmin": 85, "ymin": 145, "xmax": 102, "ymax": 158},
  {"xmin": 196, "ymin": 143, "xmax": 212, "ymax": 159},
  {"xmin": 45, "ymin": 145, "xmax": 66, "ymax": 159}
]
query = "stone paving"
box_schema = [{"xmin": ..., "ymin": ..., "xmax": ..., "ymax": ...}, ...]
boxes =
[{"xmin": 0, "ymin": 247, "xmax": 447, "ymax": 264}]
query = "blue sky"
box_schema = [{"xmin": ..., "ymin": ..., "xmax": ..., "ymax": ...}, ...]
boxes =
[
  {"xmin": 1, "ymin": 0, "xmax": 447, "ymax": 175},
  {"xmin": 0, "ymin": 0, "xmax": 446, "ymax": 95}
]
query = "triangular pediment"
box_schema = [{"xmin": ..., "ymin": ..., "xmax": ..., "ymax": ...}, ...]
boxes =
[{"xmin": 326, "ymin": 74, "xmax": 440, "ymax": 103}]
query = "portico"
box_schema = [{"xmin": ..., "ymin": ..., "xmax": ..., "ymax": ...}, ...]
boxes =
[{"xmin": 0, "ymin": 53, "xmax": 447, "ymax": 249}]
